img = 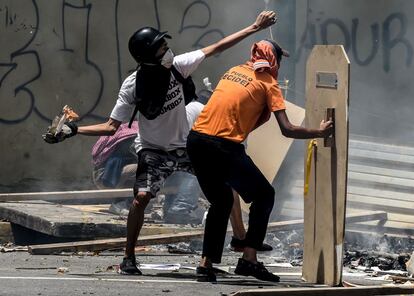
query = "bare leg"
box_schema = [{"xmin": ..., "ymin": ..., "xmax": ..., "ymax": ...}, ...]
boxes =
[
  {"xmin": 229, "ymin": 189, "xmax": 246, "ymax": 240},
  {"xmin": 199, "ymin": 256, "xmax": 213, "ymax": 268},
  {"xmin": 125, "ymin": 192, "xmax": 152, "ymax": 257},
  {"xmin": 242, "ymin": 247, "xmax": 258, "ymax": 264}
]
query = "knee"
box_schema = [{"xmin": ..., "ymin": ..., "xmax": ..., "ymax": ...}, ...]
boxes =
[
  {"xmin": 266, "ymin": 185, "xmax": 275, "ymax": 202},
  {"xmin": 132, "ymin": 192, "xmax": 152, "ymax": 208},
  {"xmin": 256, "ymin": 184, "xmax": 275, "ymax": 210},
  {"xmin": 264, "ymin": 186, "xmax": 275, "ymax": 208}
]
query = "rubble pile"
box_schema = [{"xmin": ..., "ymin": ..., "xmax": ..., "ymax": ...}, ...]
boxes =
[
  {"xmin": 343, "ymin": 250, "xmax": 409, "ymax": 271},
  {"xmin": 265, "ymin": 230, "xmax": 304, "ymax": 265},
  {"xmin": 343, "ymin": 233, "xmax": 413, "ymax": 272},
  {"xmin": 262, "ymin": 230, "xmax": 414, "ymax": 274}
]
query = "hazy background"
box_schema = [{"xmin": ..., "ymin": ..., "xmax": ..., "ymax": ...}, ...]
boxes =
[{"xmin": 1, "ymin": 0, "xmax": 413, "ymax": 191}]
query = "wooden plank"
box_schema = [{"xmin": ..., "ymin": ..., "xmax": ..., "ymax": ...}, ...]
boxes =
[
  {"xmin": 27, "ymin": 211, "xmax": 386, "ymax": 255},
  {"xmin": 282, "ymin": 202, "xmax": 414, "ymax": 234},
  {"xmin": 347, "ymin": 195, "xmax": 414, "ymax": 216},
  {"xmin": 350, "ymin": 149, "xmax": 414, "ymax": 166},
  {"xmin": 346, "ymin": 229, "xmax": 414, "ymax": 240},
  {"xmin": 284, "ymin": 196, "xmax": 414, "ymax": 222},
  {"xmin": 348, "ymin": 163, "xmax": 414, "ymax": 180},
  {"xmin": 348, "ymin": 186, "xmax": 414, "ymax": 201},
  {"xmin": 289, "ymin": 183, "xmax": 414, "ymax": 203},
  {"xmin": 231, "ymin": 285, "xmax": 414, "ymax": 296},
  {"xmin": 348, "ymin": 171, "xmax": 414, "ymax": 190},
  {"xmin": 0, "ymin": 189, "xmax": 132, "ymax": 202},
  {"xmin": 65, "ymin": 204, "xmax": 112, "ymax": 215},
  {"xmin": 349, "ymin": 139, "xmax": 414, "ymax": 155},
  {"xmin": 386, "ymin": 212, "xmax": 414, "ymax": 223},
  {"xmin": 274, "ymin": 211, "xmax": 388, "ymax": 231},
  {"xmin": 347, "ymin": 220, "xmax": 414, "ymax": 236},
  {"xmin": 267, "ymin": 211, "xmax": 386, "ymax": 232},
  {"xmin": 28, "ymin": 230, "xmax": 205, "ymax": 255},
  {"xmin": 349, "ymin": 139, "xmax": 414, "ymax": 156},
  {"xmin": 303, "ymin": 45, "xmax": 350, "ymax": 286}
]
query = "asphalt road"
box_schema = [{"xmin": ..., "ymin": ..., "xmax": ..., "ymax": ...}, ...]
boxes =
[{"xmin": 0, "ymin": 249, "xmax": 391, "ymax": 296}]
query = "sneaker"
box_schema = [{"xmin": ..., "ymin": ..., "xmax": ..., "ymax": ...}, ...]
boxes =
[
  {"xmin": 234, "ymin": 258, "xmax": 280, "ymax": 282},
  {"xmin": 230, "ymin": 237, "xmax": 273, "ymax": 252},
  {"xmin": 196, "ymin": 266, "xmax": 217, "ymax": 282},
  {"xmin": 230, "ymin": 237, "xmax": 245, "ymax": 252},
  {"xmin": 258, "ymin": 242, "xmax": 273, "ymax": 252},
  {"xmin": 119, "ymin": 256, "xmax": 142, "ymax": 275}
]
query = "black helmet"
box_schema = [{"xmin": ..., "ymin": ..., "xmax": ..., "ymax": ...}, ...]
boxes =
[{"xmin": 128, "ymin": 27, "xmax": 171, "ymax": 63}]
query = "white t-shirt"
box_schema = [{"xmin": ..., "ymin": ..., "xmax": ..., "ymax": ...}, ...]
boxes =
[
  {"xmin": 110, "ymin": 50, "xmax": 205, "ymax": 152},
  {"xmin": 186, "ymin": 101, "xmax": 204, "ymax": 129}
]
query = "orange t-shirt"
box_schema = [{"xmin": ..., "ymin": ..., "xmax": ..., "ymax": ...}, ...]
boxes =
[{"xmin": 192, "ymin": 64, "xmax": 286, "ymax": 143}]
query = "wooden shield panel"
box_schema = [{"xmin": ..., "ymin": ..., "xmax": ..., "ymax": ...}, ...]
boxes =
[
  {"xmin": 302, "ymin": 45, "xmax": 350, "ymax": 286},
  {"xmin": 247, "ymin": 100, "xmax": 305, "ymax": 181}
]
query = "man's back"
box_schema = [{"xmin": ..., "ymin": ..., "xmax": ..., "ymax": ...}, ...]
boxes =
[{"xmin": 193, "ymin": 65, "xmax": 285, "ymax": 143}]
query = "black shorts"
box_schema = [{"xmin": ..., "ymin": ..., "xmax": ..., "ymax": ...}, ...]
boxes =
[{"xmin": 133, "ymin": 148, "xmax": 194, "ymax": 197}]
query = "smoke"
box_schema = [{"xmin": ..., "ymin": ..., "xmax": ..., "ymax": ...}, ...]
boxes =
[{"xmin": 268, "ymin": 0, "xmax": 414, "ymax": 256}]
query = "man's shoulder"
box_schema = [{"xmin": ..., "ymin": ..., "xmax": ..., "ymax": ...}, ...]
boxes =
[
  {"xmin": 227, "ymin": 64, "xmax": 253, "ymax": 74},
  {"xmin": 122, "ymin": 71, "xmax": 137, "ymax": 85},
  {"xmin": 119, "ymin": 71, "xmax": 137, "ymax": 93},
  {"xmin": 172, "ymin": 50, "xmax": 205, "ymax": 79}
]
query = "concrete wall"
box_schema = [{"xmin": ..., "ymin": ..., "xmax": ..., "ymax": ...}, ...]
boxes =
[
  {"xmin": 1, "ymin": 0, "xmax": 414, "ymax": 190},
  {"xmin": 0, "ymin": 0, "xmax": 295, "ymax": 189},
  {"xmin": 293, "ymin": 0, "xmax": 414, "ymax": 141}
]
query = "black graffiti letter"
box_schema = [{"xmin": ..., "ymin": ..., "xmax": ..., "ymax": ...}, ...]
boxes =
[
  {"xmin": 321, "ymin": 19, "xmax": 350, "ymax": 52},
  {"xmin": 382, "ymin": 13, "xmax": 413, "ymax": 72},
  {"xmin": 351, "ymin": 18, "xmax": 379, "ymax": 66},
  {"xmin": 294, "ymin": 23, "xmax": 317, "ymax": 62}
]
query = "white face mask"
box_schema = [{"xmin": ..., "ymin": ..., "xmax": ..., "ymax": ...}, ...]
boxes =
[{"xmin": 160, "ymin": 48, "xmax": 174, "ymax": 69}]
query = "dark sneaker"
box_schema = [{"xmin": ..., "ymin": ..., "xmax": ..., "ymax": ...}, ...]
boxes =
[
  {"xmin": 230, "ymin": 237, "xmax": 273, "ymax": 252},
  {"xmin": 196, "ymin": 266, "xmax": 217, "ymax": 282},
  {"xmin": 234, "ymin": 258, "xmax": 280, "ymax": 282},
  {"xmin": 258, "ymin": 242, "xmax": 273, "ymax": 252},
  {"xmin": 119, "ymin": 256, "xmax": 142, "ymax": 275},
  {"xmin": 230, "ymin": 237, "xmax": 245, "ymax": 252}
]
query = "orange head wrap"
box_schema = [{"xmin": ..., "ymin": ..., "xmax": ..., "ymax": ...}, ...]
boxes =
[{"xmin": 246, "ymin": 39, "xmax": 289, "ymax": 79}]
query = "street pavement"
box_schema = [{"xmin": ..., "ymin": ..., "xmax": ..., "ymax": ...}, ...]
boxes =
[{"xmin": 0, "ymin": 248, "xmax": 390, "ymax": 296}]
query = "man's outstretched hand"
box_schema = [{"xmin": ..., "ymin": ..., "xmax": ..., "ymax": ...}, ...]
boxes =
[
  {"xmin": 42, "ymin": 122, "xmax": 78, "ymax": 144},
  {"xmin": 253, "ymin": 10, "xmax": 277, "ymax": 30},
  {"xmin": 319, "ymin": 119, "xmax": 334, "ymax": 138}
]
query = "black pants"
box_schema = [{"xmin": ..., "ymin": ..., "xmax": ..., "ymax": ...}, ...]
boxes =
[{"xmin": 187, "ymin": 131, "xmax": 275, "ymax": 263}]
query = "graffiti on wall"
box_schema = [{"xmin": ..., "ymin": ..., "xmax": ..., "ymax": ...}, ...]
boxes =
[
  {"xmin": 0, "ymin": 0, "xmax": 224, "ymax": 125},
  {"xmin": 295, "ymin": 11, "xmax": 413, "ymax": 72},
  {"xmin": 0, "ymin": 0, "xmax": 39, "ymax": 124},
  {"xmin": 1, "ymin": 0, "xmax": 414, "ymax": 126}
]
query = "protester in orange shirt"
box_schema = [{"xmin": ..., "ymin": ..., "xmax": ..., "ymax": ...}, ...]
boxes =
[{"xmin": 187, "ymin": 39, "xmax": 333, "ymax": 282}]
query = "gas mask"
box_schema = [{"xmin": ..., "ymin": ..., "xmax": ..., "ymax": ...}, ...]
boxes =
[{"xmin": 160, "ymin": 48, "xmax": 174, "ymax": 69}]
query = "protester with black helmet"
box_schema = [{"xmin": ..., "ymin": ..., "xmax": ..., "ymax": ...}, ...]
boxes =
[{"xmin": 43, "ymin": 10, "xmax": 277, "ymax": 275}]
